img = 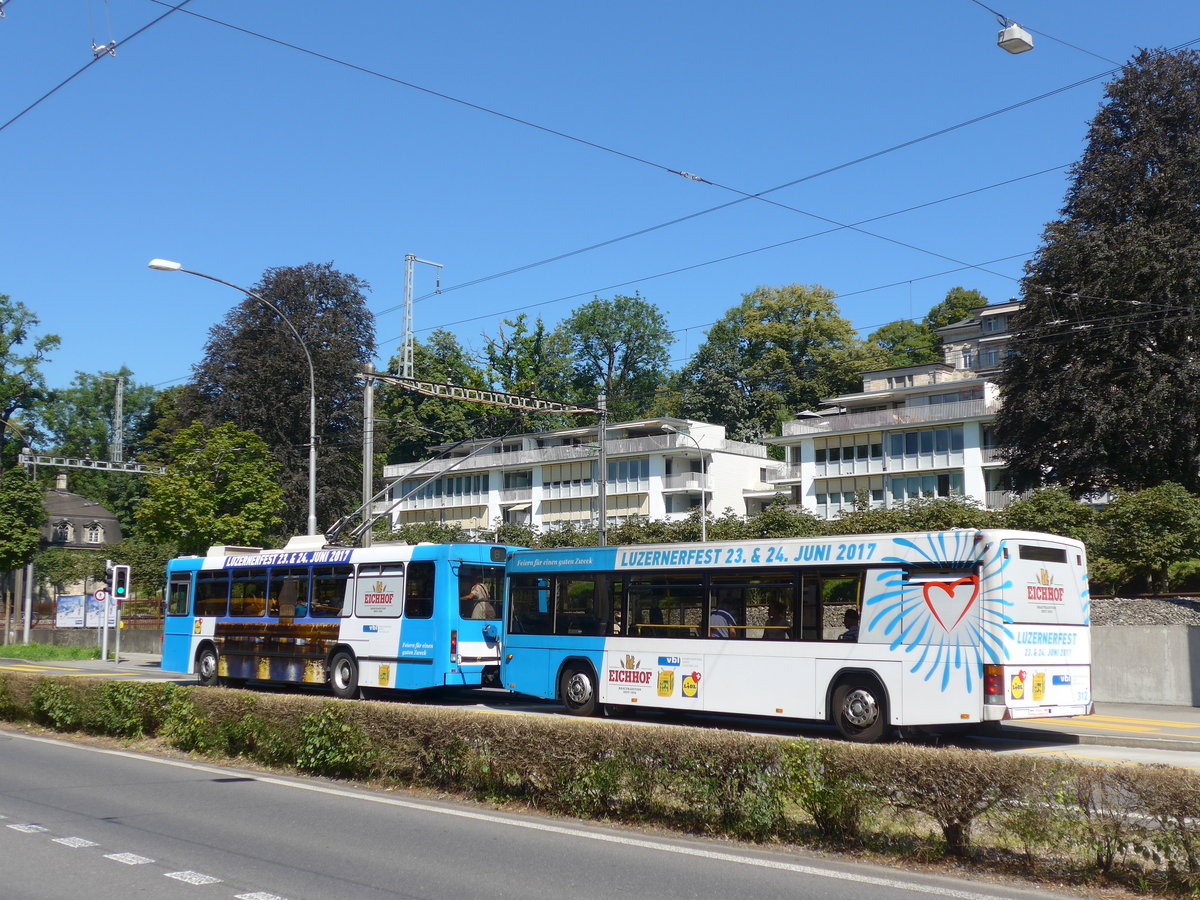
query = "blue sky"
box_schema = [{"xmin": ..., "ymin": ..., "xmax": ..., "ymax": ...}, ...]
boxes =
[{"xmin": 4, "ymin": 1, "xmax": 1198, "ymax": 397}]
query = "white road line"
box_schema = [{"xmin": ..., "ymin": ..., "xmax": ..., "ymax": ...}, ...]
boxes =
[
  {"xmin": 105, "ymin": 852, "xmax": 154, "ymax": 865},
  {"xmin": 7, "ymin": 823, "xmax": 48, "ymax": 833},
  {"xmin": 53, "ymin": 836, "xmax": 99, "ymax": 848},
  {"xmin": 235, "ymin": 893, "xmax": 289, "ymax": 900},
  {"xmin": 165, "ymin": 870, "xmax": 222, "ymax": 885},
  {"xmin": 1, "ymin": 729, "xmax": 1044, "ymax": 900}
]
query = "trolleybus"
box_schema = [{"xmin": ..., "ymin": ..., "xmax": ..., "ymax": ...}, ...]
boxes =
[
  {"xmin": 500, "ymin": 529, "xmax": 1092, "ymax": 741},
  {"xmin": 162, "ymin": 537, "xmax": 512, "ymax": 697}
]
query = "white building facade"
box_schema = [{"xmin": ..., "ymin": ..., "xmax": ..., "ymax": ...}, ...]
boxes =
[
  {"xmin": 381, "ymin": 419, "xmax": 784, "ymax": 533},
  {"xmin": 771, "ymin": 301, "xmax": 1018, "ymax": 519}
]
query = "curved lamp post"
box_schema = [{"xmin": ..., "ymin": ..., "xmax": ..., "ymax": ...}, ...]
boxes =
[
  {"xmin": 148, "ymin": 258, "xmax": 319, "ymax": 536},
  {"xmin": 661, "ymin": 423, "xmax": 706, "ymax": 543}
]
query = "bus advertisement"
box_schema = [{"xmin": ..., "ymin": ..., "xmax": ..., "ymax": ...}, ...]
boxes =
[{"xmin": 499, "ymin": 529, "xmax": 1091, "ymax": 741}]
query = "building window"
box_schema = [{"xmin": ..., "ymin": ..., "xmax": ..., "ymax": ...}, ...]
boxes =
[
  {"xmin": 85, "ymin": 523, "xmax": 104, "ymax": 544},
  {"xmin": 52, "ymin": 521, "xmax": 74, "ymax": 543},
  {"xmin": 981, "ymin": 315, "xmax": 1008, "ymax": 334}
]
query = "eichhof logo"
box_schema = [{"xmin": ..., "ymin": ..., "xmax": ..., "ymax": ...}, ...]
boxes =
[
  {"xmin": 363, "ymin": 580, "xmax": 395, "ymax": 605},
  {"xmin": 609, "ymin": 654, "xmax": 651, "ymax": 684},
  {"xmin": 1027, "ymin": 568, "xmax": 1064, "ymax": 602}
]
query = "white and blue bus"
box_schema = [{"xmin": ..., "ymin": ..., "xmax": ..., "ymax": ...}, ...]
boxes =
[
  {"xmin": 500, "ymin": 529, "xmax": 1092, "ymax": 741},
  {"xmin": 162, "ymin": 537, "xmax": 512, "ymax": 697}
]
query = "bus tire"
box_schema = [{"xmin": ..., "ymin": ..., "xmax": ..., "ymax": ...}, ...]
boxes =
[
  {"xmin": 831, "ymin": 676, "xmax": 889, "ymax": 743},
  {"xmin": 560, "ymin": 665, "xmax": 598, "ymax": 717},
  {"xmin": 196, "ymin": 646, "xmax": 219, "ymax": 687},
  {"xmin": 329, "ymin": 652, "xmax": 360, "ymax": 700}
]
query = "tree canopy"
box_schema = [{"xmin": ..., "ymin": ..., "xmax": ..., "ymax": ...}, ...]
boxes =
[
  {"xmin": 135, "ymin": 422, "xmax": 284, "ymax": 556},
  {"xmin": 184, "ymin": 262, "xmax": 375, "ymax": 534},
  {"xmin": 675, "ymin": 284, "xmax": 861, "ymax": 440},
  {"xmin": 0, "ymin": 295, "xmax": 59, "ymax": 471},
  {"xmin": 996, "ymin": 48, "xmax": 1200, "ymax": 496}
]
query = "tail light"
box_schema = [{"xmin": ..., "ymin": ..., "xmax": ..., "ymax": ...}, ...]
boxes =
[
  {"xmin": 983, "ymin": 664, "xmax": 1004, "ymax": 704},
  {"xmin": 450, "ymin": 629, "xmax": 459, "ymax": 663}
]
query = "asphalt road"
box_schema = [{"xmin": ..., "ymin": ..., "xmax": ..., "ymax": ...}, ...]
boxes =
[{"xmin": 0, "ymin": 728, "xmax": 1095, "ymax": 900}]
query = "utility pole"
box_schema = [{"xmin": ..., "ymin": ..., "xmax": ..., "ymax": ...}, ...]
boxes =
[
  {"xmin": 109, "ymin": 375, "xmax": 125, "ymax": 463},
  {"xmin": 401, "ymin": 255, "xmax": 442, "ymax": 380},
  {"xmin": 597, "ymin": 393, "xmax": 608, "ymax": 547},
  {"xmin": 361, "ymin": 364, "xmax": 375, "ymax": 548}
]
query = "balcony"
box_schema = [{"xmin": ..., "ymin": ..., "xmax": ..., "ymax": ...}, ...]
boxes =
[
  {"xmin": 780, "ymin": 398, "xmax": 999, "ymax": 437},
  {"xmin": 662, "ymin": 472, "xmax": 711, "ymax": 492},
  {"xmin": 499, "ymin": 487, "xmax": 533, "ymax": 503},
  {"xmin": 985, "ymin": 490, "xmax": 1017, "ymax": 509}
]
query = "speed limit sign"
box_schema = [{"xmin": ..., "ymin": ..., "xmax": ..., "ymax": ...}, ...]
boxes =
[{"xmin": 94, "ymin": 588, "xmax": 109, "ymax": 602}]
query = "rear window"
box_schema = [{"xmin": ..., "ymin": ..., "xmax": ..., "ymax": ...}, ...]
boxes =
[{"xmin": 1019, "ymin": 544, "xmax": 1068, "ymax": 564}]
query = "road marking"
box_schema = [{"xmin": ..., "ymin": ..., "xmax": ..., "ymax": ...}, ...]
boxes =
[
  {"xmin": 1092, "ymin": 715, "xmax": 1200, "ymax": 729},
  {"xmin": 0, "ymin": 729, "xmax": 1058, "ymax": 900},
  {"xmin": 105, "ymin": 852, "xmax": 154, "ymax": 865},
  {"xmin": 236, "ymin": 893, "xmax": 289, "ymax": 900},
  {"xmin": 53, "ymin": 836, "xmax": 99, "ymax": 847},
  {"xmin": 165, "ymin": 871, "xmax": 222, "ymax": 885},
  {"xmin": 7, "ymin": 823, "xmax": 48, "ymax": 833}
]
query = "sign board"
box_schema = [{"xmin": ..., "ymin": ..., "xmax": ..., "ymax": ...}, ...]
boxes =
[{"xmin": 93, "ymin": 589, "xmax": 108, "ymax": 602}]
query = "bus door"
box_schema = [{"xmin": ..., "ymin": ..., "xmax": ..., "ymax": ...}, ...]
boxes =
[
  {"xmin": 452, "ymin": 561, "xmax": 504, "ymax": 685},
  {"xmin": 161, "ymin": 568, "xmax": 197, "ymax": 673},
  {"xmin": 351, "ymin": 563, "xmax": 408, "ymax": 690}
]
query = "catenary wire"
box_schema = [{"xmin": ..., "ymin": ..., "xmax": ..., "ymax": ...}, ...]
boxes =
[{"xmin": 0, "ymin": 0, "xmax": 194, "ymax": 134}]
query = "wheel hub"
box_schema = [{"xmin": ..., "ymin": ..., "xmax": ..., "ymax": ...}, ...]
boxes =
[{"xmin": 843, "ymin": 688, "xmax": 878, "ymax": 727}]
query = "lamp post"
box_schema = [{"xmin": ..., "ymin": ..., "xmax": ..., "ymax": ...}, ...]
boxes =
[
  {"xmin": 148, "ymin": 259, "xmax": 319, "ymax": 536},
  {"xmin": 661, "ymin": 423, "xmax": 706, "ymax": 543}
]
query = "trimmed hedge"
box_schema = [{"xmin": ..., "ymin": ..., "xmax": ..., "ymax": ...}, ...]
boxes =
[{"xmin": 2, "ymin": 672, "xmax": 1198, "ymax": 895}]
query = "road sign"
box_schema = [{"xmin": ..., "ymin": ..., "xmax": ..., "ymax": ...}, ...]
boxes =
[{"xmin": 93, "ymin": 589, "xmax": 108, "ymax": 602}]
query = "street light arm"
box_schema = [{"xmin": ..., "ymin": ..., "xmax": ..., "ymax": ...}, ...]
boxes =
[{"xmin": 148, "ymin": 258, "xmax": 320, "ymax": 536}]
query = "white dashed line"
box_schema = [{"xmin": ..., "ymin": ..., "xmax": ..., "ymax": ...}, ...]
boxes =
[
  {"xmin": 7, "ymin": 823, "xmax": 48, "ymax": 833},
  {"xmin": 165, "ymin": 870, "xmax": 222, "ymax": 885},
  {"xmin": 53, "ymin": 836, "xmax": 99, "ymax": 848},
  {"xmin": 236, "ymin": 893, "xmax": 289, "ymax": 899},
  {"xmin": 105, "ymin": 852, "xmax": 154, "ymax": 865}
]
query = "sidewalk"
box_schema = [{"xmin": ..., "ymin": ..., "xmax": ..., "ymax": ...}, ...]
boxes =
[{"xmin": 998, "ymin": 702, "xmax": 1200, "ymax": 752}]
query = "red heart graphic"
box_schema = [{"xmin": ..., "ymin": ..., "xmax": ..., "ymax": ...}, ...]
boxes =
[{"xmin": 922, "ymin": 576, "xmax": 980, "ymax": 631}]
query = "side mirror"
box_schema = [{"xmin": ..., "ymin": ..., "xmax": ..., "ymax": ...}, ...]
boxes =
[{"xmin": 482, "ymin": 623, "xmax": 499, "ymax": 643}]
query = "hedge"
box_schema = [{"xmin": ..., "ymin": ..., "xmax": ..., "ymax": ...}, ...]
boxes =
[{"xmin": 2, "ymin": 672, "xmax": 1198, "ymax": 896}]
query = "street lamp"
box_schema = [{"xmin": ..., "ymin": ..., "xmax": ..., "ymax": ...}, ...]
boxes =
[
  {"xmin": 148, "ymin": 258, "xmax": 319, "ymax": 536},
  {"xmin": 661, "ymin": 423, "xmax": 706, "ymax": 543}
]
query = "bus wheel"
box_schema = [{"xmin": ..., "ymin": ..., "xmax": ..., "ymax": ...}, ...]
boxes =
[
  {"xmin": 329, "ymin": 652, "xmax": 360, "ymax": 700},
  {"xmin": 832, "ymin": 677, "xmax": 889, "ymax": 743},
  {"xmin": 560, "ymin": 666, "xmax": 598, "ymax": 717},
  {"xmin": 196, "ymin": 646, "xmax": 219, "ymax": 687}
]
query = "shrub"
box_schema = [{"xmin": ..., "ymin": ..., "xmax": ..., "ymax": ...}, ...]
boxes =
[{"xmin": 781, "ymin": 741, "xmax": 873, "ymax": 842}]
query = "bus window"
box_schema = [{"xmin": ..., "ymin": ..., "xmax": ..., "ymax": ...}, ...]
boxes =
[
  {"xmin": 268, "ymin": 567, "xmax": 310, "ymax": 618},
  {"xmin": 231, "ymin": 567, "xmax": 268, "ymax": 617},
  {"xmin": 555, "ymin": 576, "xmax": 601, "ymax": 636},
  {"xmin": 629, "ymin": 574, "xmax": 702, "ymax": 638},
  {"xmin": 311, "ymin": 565, "xmax": 352, "ymax": 617},
  {"xmin": 195, "ymin": 571, "xmax": 229, "ymax": 617},
  {"xmin": 607, "ymin": 578, "xmax": 624, "ymax": 636},
  {"xmin": 167, "ymin": 575, "xmax": 191, "ymax": 617},
  {"xmin": 509, "ymin": 575, "xmax": 551, "ymax": 634},
  {"xmin": 712, "ymin": 573, "xmax": 795, "ymax": 640},
  {"xmin": 820, "ymin": 574, "xmax": 863, "ymax": 640},
  {"xmin": 404, "ymin": 562, "xmax": 434, "ymax": 619},
  {"xmin": 458, "ymin": 565, "xmax": 501, "ymax": 619}
]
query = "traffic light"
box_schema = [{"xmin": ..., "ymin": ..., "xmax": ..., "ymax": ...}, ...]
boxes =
[
  {"xmin": 112, "ymin": 565, "xmax": 131, "ymax": 600},
  {"xmin": 103, "ymin": 565, "xmax": 114, "ymax": 594}
]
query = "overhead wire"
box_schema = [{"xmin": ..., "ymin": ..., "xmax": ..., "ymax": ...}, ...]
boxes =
[{"xmin": 0, "ymin": 0, "xmax": 194, "ymax": 134}]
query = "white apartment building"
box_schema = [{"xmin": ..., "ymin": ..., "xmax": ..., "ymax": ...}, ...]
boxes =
[
  {"xmin": 381, "ymin": 418, "xmax": 784, "ymax": 533},
  {"xmin": 770, "ymin": 301, "xmax": 1018, "ymax": 519}
]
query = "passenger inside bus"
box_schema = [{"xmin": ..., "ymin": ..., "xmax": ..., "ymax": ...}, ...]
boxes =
[{"xmin": 839, "ymin": 608, "xmax": 860, "ymax": 642}]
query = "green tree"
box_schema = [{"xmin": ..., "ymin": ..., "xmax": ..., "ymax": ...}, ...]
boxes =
[
  {"xmin": 37, "ymin": 367, "xmax": 157, "ymax": 535},
  {"xmin": 0, "ymin": 295, "xmax": 60, "ymax": 470},
  {"xmin": 377, "ymin": 330, "xmax": 493, "ymax": 464},
  {"xmin": 556, "ymin": 294, "xmax": 671, "ymax": 422},
  {"xmin": 676, "ymin": 284, "xmax": 862, "ymax": 440},
  {"xmin": 135, "ymin": 422, "xmax": 284, "ymax": 556},
  {"xmin": 184, "ymin": 262, "xmax": 375, "ymax": 534},
  {"xmin": 1002, "ymin": 487, "xmax": 1099, "ymax": 547},
  {"xmin": 483, "ymin": 314, "xmax": 576, "ymax": 433},
  {"xmin": 995, "ymin": 49, "xmax": 1200, "ymax": 496},
  {"xmin": 1097, "ymin": 482, "xmax": 1200, "ymax": 593},
  {"xmin": 860, "ymin": 319, "xmax": 942, "ymax": 369},
  {"xmin": 924, "ymin": 286, "xmax": 988, "ymax": 331},
  {"xmin": 0, "ymin": 467, "xmax": 45, "ymax": 571}
]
